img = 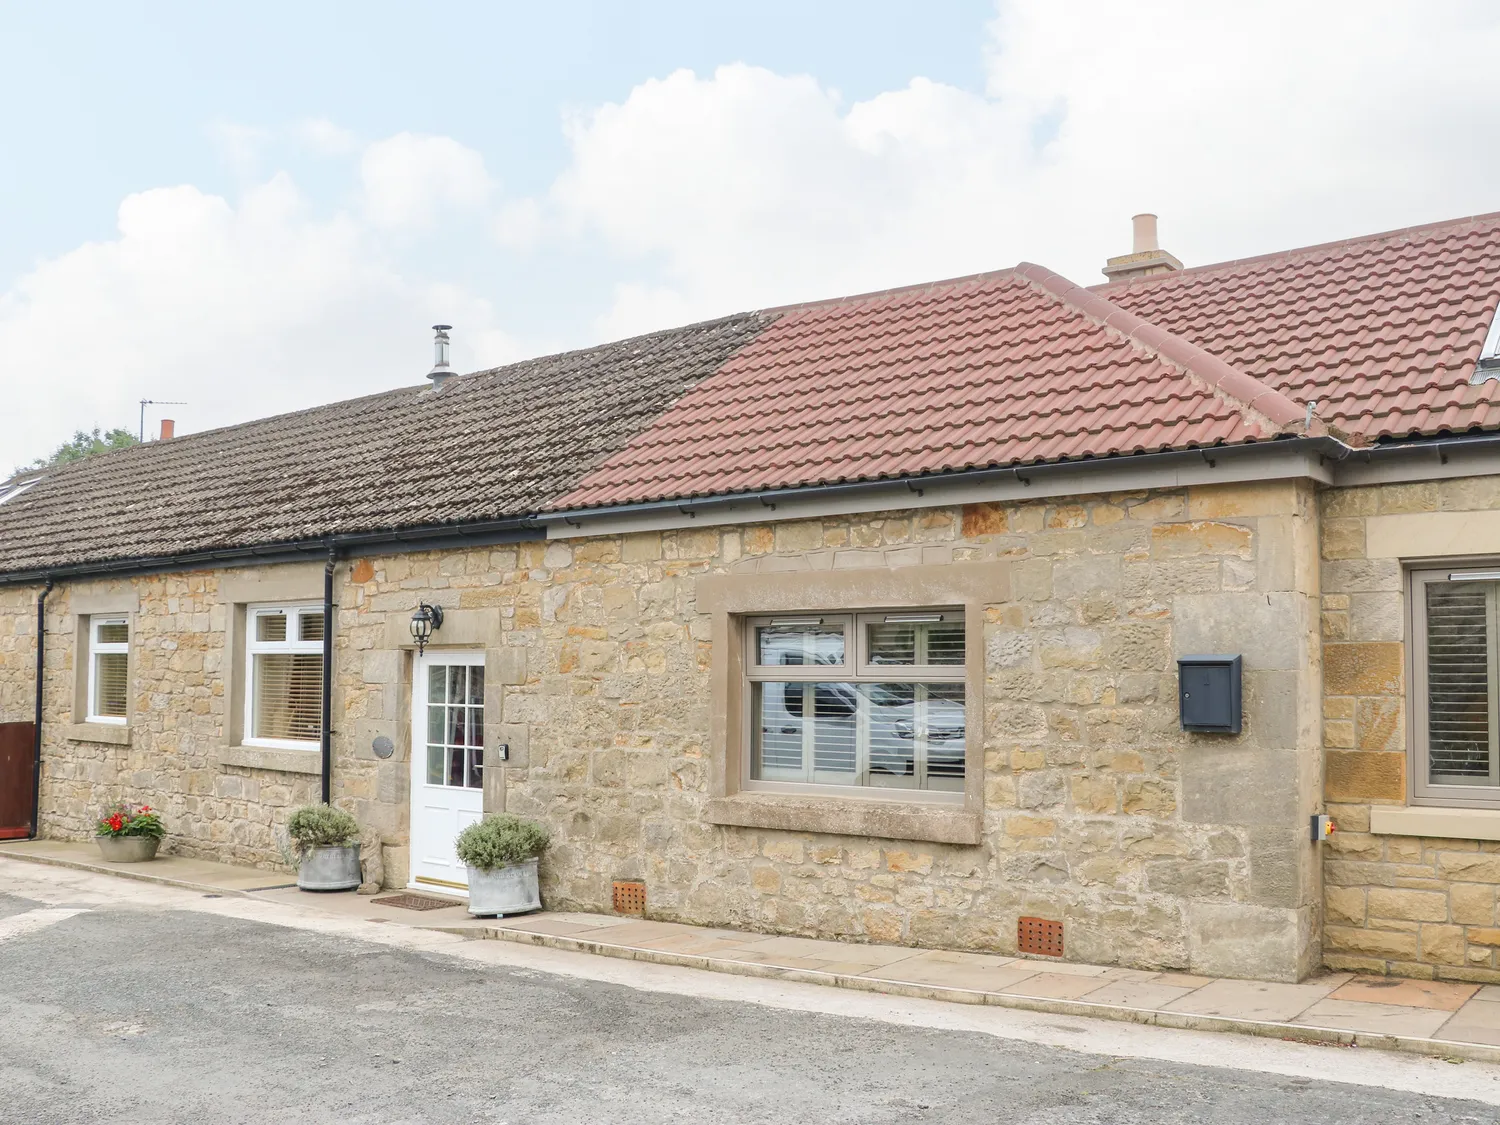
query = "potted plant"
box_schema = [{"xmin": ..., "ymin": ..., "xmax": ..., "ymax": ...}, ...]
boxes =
[
  {"xmin": 455, "ymin": 813, "xmax": 549, "ymax": 917},
  {"xmin": 95, "ymin": 802, "xmax": 165, "ymax": 862},
  {"xmin": 287, "ymin": 804, "xmax": 362, "ymax": 892}
]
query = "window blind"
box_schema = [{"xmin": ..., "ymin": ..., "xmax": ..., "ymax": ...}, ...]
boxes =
[
  {"xmin": 752, "ymin": 681, "xmax": 966, "ymax": 790},
  {"xmin": 867, "ymin": 620, "xmax": 965, "ymax": 666},
  {"xmin": 253, "ymin": 653, "xmax": 323, "ymax": 742},
  {"xmin": 1426, "ymin": 582, "xmax": 1496, "ymax": 782},
  {"xmin": 94, "ymin": 653, "xmax": 128, "ymax": 718},
  {"xmin": 96, "ymin": 621, "xmax": 128, "ymax": 645}
]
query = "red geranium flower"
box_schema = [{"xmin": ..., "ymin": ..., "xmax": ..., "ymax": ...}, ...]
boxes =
[{"xmin": 107, "ymin": 814, "xmax": 124, "ymax": 832}]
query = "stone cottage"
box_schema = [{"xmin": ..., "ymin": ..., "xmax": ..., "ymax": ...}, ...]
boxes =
[{"xmin": 5, "ymin": 212, "xmax": 1500, "ymax": 985}]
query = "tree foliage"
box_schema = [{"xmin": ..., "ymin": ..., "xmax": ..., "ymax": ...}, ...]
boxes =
[{"xmin": 29, "ymin": 427, "xmax": 139, "ymax": 469}]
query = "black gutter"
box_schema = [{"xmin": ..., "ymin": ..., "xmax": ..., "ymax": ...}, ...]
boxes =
[
  {"xmin": 544, "ymin": 435, "xmax": 1357, "ymax": 524},
  {"xmin": 0, "ymin": 517, "xmax": 540, "ymax": 588},
  {"xmin": 321, "ymin": 543, "xmax": 336, "ymax": 805},
  {"xmin": 1346, "ymin": 432, "xmax": 1500, "ymax": 465},
  {"xmin": 30, "ymin": 578, "xmax": 52, "ymax": 840}
]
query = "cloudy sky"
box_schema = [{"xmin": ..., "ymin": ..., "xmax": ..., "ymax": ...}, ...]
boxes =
[{"xmin": 3, "ymin": 0, "xmax": 1499, "ymax": 471}]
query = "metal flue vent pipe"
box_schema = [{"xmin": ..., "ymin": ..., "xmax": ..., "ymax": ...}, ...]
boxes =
[{"xmin": 427, "ymin": 325, "xmax": 455, "ymax": 390}]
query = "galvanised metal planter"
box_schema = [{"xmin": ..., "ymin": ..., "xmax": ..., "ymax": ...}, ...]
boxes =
[
  {"xmin": 467, "ymin": 858, "xmax": 541, "ymax": 917},
  {"xmin": 297, "ymin": 844, "xmax": 362, "ymax": 891},
  {"xmin": 96, "ymin": 836, "xmax": 160, "ymax": 863}
]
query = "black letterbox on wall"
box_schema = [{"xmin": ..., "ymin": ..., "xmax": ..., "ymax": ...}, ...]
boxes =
[{"xmin": 1178, "ymin": 655, "xmax": 1242, "ymax": 734}]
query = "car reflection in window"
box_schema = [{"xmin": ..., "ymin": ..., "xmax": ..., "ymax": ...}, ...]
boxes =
[{"xmin": 767, "ymin": 682, "xmax": 964, "ymax": 780}]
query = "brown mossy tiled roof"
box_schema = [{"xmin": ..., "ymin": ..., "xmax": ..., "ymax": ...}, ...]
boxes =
[{"xmin": 0, "ymin": 312, "xmax": 772, "ymax": 576}]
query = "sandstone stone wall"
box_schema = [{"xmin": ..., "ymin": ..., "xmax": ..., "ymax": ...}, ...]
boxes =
[
  {"xmin": 341, "ymin": 480, "xmax": 1324, "ymax": 978},
  {"xmin": 0, "ymin": 481, "xmax": 1324, "ymax": 978},
  {"xmin": 0, "ymin": 585, "xmax": 38, "ymax": 721},
  {"xmin": 1321, "ymin": 477, "xmax": 1500, "ymax": 982},
  {"xmin": 0, "ymin": 574, "xmax": 327, "ymax": 868}
]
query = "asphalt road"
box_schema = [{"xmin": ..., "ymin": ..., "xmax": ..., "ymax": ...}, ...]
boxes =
[{"xmin": 0, "ymin": 888, "xmax": 1494, "ymax": 1125}]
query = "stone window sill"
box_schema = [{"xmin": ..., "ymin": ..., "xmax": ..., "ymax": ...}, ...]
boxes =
[
  {"xmin": 1369, "ymin": 805, "xmax": 1500, "ymax": 842},
  {"xmin": 218, "ymin": 745, "xmax": 322, "ymax": 776},
  {"xmin": 65, "ymin": 722, "xmax": 130, "ymax": 746},
  {"xmin": 704, "ymin": 793, "xmax": 981, "ymax": 846}
]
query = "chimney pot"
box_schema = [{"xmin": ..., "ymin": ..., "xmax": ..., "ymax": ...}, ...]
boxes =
[
  {"xmin": 1102, "ymin": 213, "xmax": 1183, "ymax": 282},
  {"xmin": 1132, "ymin": 213, "xmax": 1159, "ymax": 253},
  {"xmin": 159, "ymin": 419, "xmax": 175, "ymax": 441},
  {"xmin": 427, "ymin": 324, "xmax": 455, "ymax": 390}
]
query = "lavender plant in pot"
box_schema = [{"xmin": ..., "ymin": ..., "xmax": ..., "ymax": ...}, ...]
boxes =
[
  {"xmin": 454, "ymin": 814, "xmax": 549, "ymax": 917},
  {"xmin": 95, "ymin": 802, "xmax": 165, "ymax": 862},
  {"xmin": 287, "ymin": 804, "xmax": 362, "ymax": 891}
]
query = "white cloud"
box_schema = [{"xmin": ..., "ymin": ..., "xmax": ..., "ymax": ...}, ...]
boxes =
[
  {"xmin": 297, "ymin": 117, "xmax": 359, "ymax": 156},
  {"xmin": 537, "ymin": 0, "xmax": 1500, "ymax": 338},
  {"xmin": 12, "ymin": 2, "xmax": 1500, "ymax": 468},
  {"xmin": 0, "ymin": 168, "xmax": 519, "ymax": 471},
  {"xmin": 491, "ymin": 197, "xmax": 544, "ymax": 250},
  {"xmin": 207, "ymin": 120, "xmax": 274, "ymax": 178},
  {"xmin": 360, "ymin": 132, "xmax": 494, "ymax": 229}
]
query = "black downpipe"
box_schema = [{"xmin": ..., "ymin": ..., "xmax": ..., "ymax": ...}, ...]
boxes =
[
  {"xmin": 321, "ymin": 546, "xmax": 336, "ymax": 805},
  {"xmin": 30, "ymin": 578, "xmax": 53, "ymax": 839}
]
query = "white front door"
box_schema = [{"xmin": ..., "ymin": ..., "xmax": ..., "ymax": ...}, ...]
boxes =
[{"xmin": 409, "ymin": 651, "xmax": 486, "ymax": 894}]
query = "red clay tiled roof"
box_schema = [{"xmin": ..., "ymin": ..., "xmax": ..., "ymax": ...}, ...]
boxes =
[
  {"xmin": 556, "ymin": 266, "xmax": 1308, "ymax": 509},
  {"xmin": 1097, "ymin": 212, "xmax": 1500, "ymax": 441}
]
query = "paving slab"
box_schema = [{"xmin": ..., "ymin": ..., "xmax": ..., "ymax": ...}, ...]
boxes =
[
  {"xmin": 251, "ymin": 884, "xmax": 483, "ymax": 929},
  {"xmin": 1080, "ymin": 979, "xmax": 1199, "ymax": 1010},
  {"xmin": 1163, "ymin": 978, "xmax": 1346, "ymax": 1023},
  {"xmin": 0, "ymin": 838, "xmax": 295, "ymax": 894},
  {"xmin": 864, "ymin": 956, "xmax": 1041, "ymax": 993},
  {"xmin": 1330, "ymin": 976, "xmax": 1480, "ymax": 1011},
  {"xmin": 1297, "ymin": 998, "xmax": 1456, "ymax": 1038},
  {"xmin": 1001, "ymin": 972, "xmax": 1115, "ymax": 1000},
  {"xmin": 1436, "ymin": 1000, "xmax": 1500, "ymax": 1046}
]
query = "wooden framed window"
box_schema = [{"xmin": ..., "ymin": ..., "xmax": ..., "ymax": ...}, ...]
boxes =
[
  {"xmin": 86, "ymin": 615, "xmax": 129, "ymax": 723},
  {"xmin": 744, "ymin": 610, "xmax": 966, "ymax": 799},
  {"xmin": 1412, "ymin": 567, "xmax": 1500, "ymax": 807},
  {"xmin": 244, "ymin": 603, "xmax": 325, "ymax": 749}
]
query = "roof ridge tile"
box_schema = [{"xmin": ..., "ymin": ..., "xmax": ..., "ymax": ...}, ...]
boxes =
[
  {"xmin": 1015, "ymin": 262, "xmax": 1314, "ymax": 435},
  {"xmin": 1092, "ymin": 210, "xmax": 1500, "ymax": 295}
]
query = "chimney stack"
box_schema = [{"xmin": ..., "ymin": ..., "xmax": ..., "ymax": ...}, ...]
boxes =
[
  {"xmin": 1102, "ymin": 213, "xmax": 1183, "ymax": 282},
  {"xmin": 427, "ymin": 324, "xmax": 455, "ymax": 390},
  {"xmin": 159, "ymin": 419, "xmax": 175, "ymax": 440}
]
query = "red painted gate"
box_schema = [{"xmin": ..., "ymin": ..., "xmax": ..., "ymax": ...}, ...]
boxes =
[{"xmin": 0, "ymin": 723, "xmax": 35, "ymax": 839}]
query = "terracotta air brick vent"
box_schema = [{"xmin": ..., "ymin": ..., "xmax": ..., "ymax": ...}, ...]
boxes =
[
  {"xmin": 612, "ymin": 880, "xmax": 646, "ymax": 915},
  {"xmin": 1018, "ymin": 916, "xmax": 1064, "ymax": 958}
]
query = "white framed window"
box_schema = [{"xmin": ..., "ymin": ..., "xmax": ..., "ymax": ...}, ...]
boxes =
[
  {"xmin": 244, "ymin": 603, "xmax": 325, "ymax": 749},
  {"xmin": 86, "ymin": 615, "xmax": 129, "ymax": 723},
  {"xmin": 744, "ymin": 609, "xmax": 966, "ymax": 798},
  {"xmin": 1412, "ymin": 566, "xmax": 1500, "ymax": 807}
]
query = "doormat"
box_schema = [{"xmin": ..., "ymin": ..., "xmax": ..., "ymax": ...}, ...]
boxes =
[{"xmin": 372, "ymin": 893, "xmax": 456, "ymax": 912}]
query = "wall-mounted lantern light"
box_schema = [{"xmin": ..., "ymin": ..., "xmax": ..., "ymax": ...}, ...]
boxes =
[{"xmin": 410, "ymin": 602, "xmax": 445, "ymax": 655}]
